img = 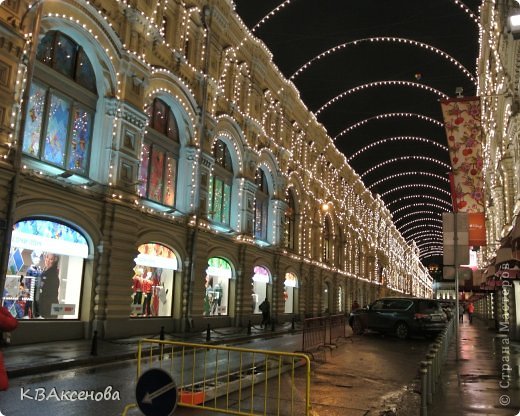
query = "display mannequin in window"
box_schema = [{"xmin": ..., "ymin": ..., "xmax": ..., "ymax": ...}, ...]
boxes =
[
  {"xmin": 25, "ymin": 251, "xmax": 42, "ymax": 318},
  {"xmin": 39, "ymin": 253, "xmax": 60, "ymax": 318},
  {"xmin": 141, "ymin": 272, "xmax": 153, "ymax": 317},
  {"xmin": 132, "ymin": 267, "xmax": 143, "ymax": 314}
]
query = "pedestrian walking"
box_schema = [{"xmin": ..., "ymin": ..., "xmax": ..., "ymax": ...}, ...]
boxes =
[
  {"xmin": 459, "ymin": 302, "xmax": 465, "ymax": 323},
  {"xmin": 351, "ymin": 300, "xmax": 360, "ymax": 312},
  {"xmin": 0, "ymin": 306, "xmax": 18, "ymax": 390},
  {"xmin": 467, "ymin": 302, "xmax": 475, "ymax": 323},
  {"xmin": 259, "ymin": 298, "xmax": 270, "ymax": 328}
]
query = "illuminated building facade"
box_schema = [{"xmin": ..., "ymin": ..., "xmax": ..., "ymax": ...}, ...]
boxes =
[{"xmin": 0, "ymin": 0, "xmax": 432, "ymax": 344}]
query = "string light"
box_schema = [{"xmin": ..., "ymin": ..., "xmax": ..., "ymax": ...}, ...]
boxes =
[
  {"xmin": 367, "ymin": 171, "xmax": 449, "ymax": 190},
  {"xmin": 386, "ymin": 194, "xmax": 452, "ymax": 209},
  {"xmin": 360, "ymin": 156, "xmax": 451, "ymax": 179},
  {"xmin": 290, "ymin": 37, "xmax": 476, "ymax": 84},
  {"xmin": 348, "ymin": 136, "xmax": 448, "ymax": 163},
  {"xmin": 315, "ymin": 81, "xmax": 449, "ymax": 116},
  {"xmin": 335, "ymin": 113, "xmax": 444, "ymax": 141},
  {"xmin": 380, "ymin": 183, "xmax": 451, "ymax": 198}
]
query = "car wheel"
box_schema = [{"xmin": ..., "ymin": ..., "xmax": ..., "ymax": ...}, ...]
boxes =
[
  {"xmin": 395, "ymin": 322, "xmax": 409, "ymax": 339},
  {"xmin": 352, "ymin": 318, "xmax": 364, "ymax": 335}
]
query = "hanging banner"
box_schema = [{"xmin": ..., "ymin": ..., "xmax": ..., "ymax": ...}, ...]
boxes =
[
  {"xmin": 468, "ymin": 212, "xmax": 486, "ymax": 246},
  {"xmin": 441, "ymin": 97, "xmax": 486, "ymax": 246},
  {"xmin": 440, "ymin": 97, "xmax": 484, "ymax": 213}
]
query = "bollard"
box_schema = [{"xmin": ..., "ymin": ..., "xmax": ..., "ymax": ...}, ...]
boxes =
[
  {"xmin": 90, "ymin": 330, "xmax": 98, "ymax": 356},
  {"xmin": 420, "ymin": 361, "xmax": 428, "ymax": 416},
  {"xmin": 291, "ymin": 316, "xmax": 295, "ymax": 331},
  {"xmin": 432, "ymin": 344, "xmax": 441, "ymax": 381},
  {"xmin": 160, "ymin": 326, "xmax": 165, "ymax": 341},
  {"xmin": 247, "ymin": 320, "xmax": 252, "ymax": 335},
  {"xmin": 425, "ymin": 355, "xmax": 434, "ymax": 404},
  {"xmin": 206, "ymin": 324, "xmax": 211, "ymax": 341}
]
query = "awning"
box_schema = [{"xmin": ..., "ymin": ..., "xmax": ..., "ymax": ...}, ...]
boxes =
[
  {"xmin": 496, "ymin": 247, "xmax": 513, "ymax": 265},
  {"xmin": 511, "ymin": 214, "xmax": 520, "ymax": 241},
  {"xmin": 495, "ymin": 267, "xmax": 520, "ymax": 280}
]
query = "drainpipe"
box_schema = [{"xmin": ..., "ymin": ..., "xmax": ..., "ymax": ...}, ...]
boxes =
[
  {"xmin": 182, "ymin": 4, "xmax": 212, "ymax": 332},
  {"xmin": 0, "ymin": 3, "xmax": 43, "ymax": 294}
]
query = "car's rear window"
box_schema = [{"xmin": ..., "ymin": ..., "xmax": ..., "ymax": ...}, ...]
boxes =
[
  {"xmin": 386, "ymin": 300, "xmax": 413, "ymax": 310},
  {"xmin": 417, "ymin": 300, "xmax": 441, "ymax": 313}
]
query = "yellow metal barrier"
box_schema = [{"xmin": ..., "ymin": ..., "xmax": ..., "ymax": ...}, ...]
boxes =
[{"xmin": 122, "ymin": 339, "xmax": 312, "ymax": 416}]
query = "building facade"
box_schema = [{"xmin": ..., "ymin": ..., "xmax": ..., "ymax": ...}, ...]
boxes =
[
  {"xmin": 0, "ymin": 0, "xmax": 432, "ymax": 344},
  {"xmin": 476, "ymin": 0, "xmax": 520, "ymax": 340}
]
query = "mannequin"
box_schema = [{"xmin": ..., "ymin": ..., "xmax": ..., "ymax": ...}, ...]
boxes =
[
  {"xmin": 39, "ymin": 253, "xmax": 59, "ymax": 318},
  {"xmin": 132, "ymin": 268, "xmax": 143, "ymax": 308},
  {"xmin": 25, "ymin": 251, "xmax": 42, "ymax": 318},
  {"xmin": 141, "ymin": 271, "xmax": 153, "ymax": 317}
]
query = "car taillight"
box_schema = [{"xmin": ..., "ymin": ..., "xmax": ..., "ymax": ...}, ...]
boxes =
[{"xmin": 414, "ymin": 313, "xmax": 431, "ymax": 320}]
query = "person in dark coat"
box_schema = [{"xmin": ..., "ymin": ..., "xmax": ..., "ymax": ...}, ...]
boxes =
[
  {"xmin": 259, "ymin": 298, "xmax": 270, "ymax": 328},
  {"xmin": 39, "ymin": 253, "xmax": 60, "ymax": 318},
  {"xmin": 0, "ymin": 306, "xmax": 18, "ymax": 390}
]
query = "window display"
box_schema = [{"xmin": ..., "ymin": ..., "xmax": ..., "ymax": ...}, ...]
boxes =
[
  {"xmin": 3, "ymin": 219, "xmax": 88, "ymax": 319},
  {"xmin": 131, "ymin": 243, "xmax": 177, "ymax": 317},
  {"xmin": 204, "ymin": 258, "xmax": 232, "ymax": 316},
  {"xmin": 284, "ymin": 272, "xmax": 298, "ymax": 313},
  {"xmin": 252, "ymin": 266, "xmax": 270, "ymax": 314}
]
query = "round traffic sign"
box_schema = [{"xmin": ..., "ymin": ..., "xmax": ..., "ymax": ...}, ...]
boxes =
[{"xmin": 136, "ymin": 368, "xmax": 178, "ymax": 416}]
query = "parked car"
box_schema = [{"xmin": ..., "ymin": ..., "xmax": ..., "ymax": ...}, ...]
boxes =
[
  {"xmin": 437, "ymin": 300, "xmax": 456, "ymax": 321},
  {"xmin": 348, "ymin": 297, "xmax": 448, "ymax": 339}
]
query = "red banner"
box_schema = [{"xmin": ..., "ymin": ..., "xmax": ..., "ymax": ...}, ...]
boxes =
[
  {"xmin": 440, "ymin": 97, "xmax": 484, "ymax": 213},
  {"xmin": 468, "ymin": 212, "xmax": 486, "ymax": 246}
]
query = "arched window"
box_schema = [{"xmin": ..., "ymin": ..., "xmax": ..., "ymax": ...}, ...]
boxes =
[
  {"xmin": 4, "ymin": 219, "xmax": 89, "ymax": 320},
  {"xmin": 284, "ymin": 189, "xmax": 297, "ymax": 251},
  {"xmin": 139, "ymin": 98, "xmax": 179, "ymax": 206},
  {"xmin": 335, "ymin": 226, "xmax": 344, "ymax": 268},
  {"xmin": 254, "ymin": 169, "xmax": 269, "ymax": 241},
  {"xmin": 205, "ymin": 257, "xmax": 233, "ymax": 316},
  {"xmin": 323, "ymin": 217, "xmax": 332, "ymax": 263},
  {"xmin": 209, "ymin": 139, "xmax": 233, "ymax": 226},
  {"xmin": 23, "ymin": 31, "xmax": 97, "ymax": 176}
]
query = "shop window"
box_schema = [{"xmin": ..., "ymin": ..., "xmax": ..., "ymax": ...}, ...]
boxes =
[
  {"xmin": 323, "ymin": 217, "xmax": 332, "ymax": 263},
  {"xmin": 139, "ymin": 98, "xmax": 179, "ymax": 206},
  {"xmin": 131, "ymin": 243, "xmax": 177, "ymax": 317},
  {"xmin": 209, "ymin": 139, "xmax": 233, "ymax": 226},
  {"xmin": 254, "ymin": 169, "xmax": 269, "ymax": 241},
  {"xmin": 23, "ymin": 31, "xmax": 97, "ymax": 176},
  {"xmin": 204, "ymin": 257, "xmax": 232, "ymax": 316},
  {"xmin": 284, "ymin": 190, "xmax": 297, "ymax": 251},
  {"xmin": 322, "ymin": 282, "xmax": 330, "ymax": 314},
  {"xmin": 284, "ymin": 272, "xmax": 298, "ymax": 314},
  {"xmin": 3, "ymin": 219, "xmax": 89, "ymax": 320},
  {"xmin": 251, "ymin": 266, "xmax": 270, "ymax": 314},
  {"xmin": 338, "ymin": 286, "xmax": 344, "ymax": 312}
]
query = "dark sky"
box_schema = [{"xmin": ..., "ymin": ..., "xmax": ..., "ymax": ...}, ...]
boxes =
[{"xmin": 233, "ymin": 0, "xmax": 481, "ymax": 266}]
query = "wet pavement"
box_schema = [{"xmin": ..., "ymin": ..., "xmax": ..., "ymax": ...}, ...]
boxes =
[
  {"xmin": 428, "ymin": 318, "xmax": 520, "ymax": 416},
  {"xmin": 0, "ymin": 318, "xmax": 519, "ymax": 415}
]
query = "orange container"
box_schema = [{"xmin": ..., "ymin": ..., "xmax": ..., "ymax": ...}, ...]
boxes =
[{"xmin": 179, "ymin": 390, "xmax": 205, "ymax": 405}]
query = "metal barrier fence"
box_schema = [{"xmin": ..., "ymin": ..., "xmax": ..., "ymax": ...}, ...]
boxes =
[
  {"xmin": 419, "ymin": 317, "xmax": 456, "ymax": 416},
  {"xmin": 300, "ymin": 314, "xmax": 349, "ymax": 356},
  {"xmin": 328, "ymin": 314, "xmax": 348, "ymax": 346},
  {"xmin": 301, "ymin": 316, "xmax": 327, "ymax": 354},
  {"xmin": 121, "ymin": 339, "xmax": 312, "ymax": 416}
]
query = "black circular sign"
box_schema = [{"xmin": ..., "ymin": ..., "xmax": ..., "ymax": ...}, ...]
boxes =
[{"xmin": 135, "ymin": 368, "xmax": 178, "ymax": 416}]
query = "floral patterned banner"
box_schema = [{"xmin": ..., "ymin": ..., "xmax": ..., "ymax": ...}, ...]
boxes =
[{"xmin": 440, "ymin": 97, "xmax": 484, "ymax": 213}]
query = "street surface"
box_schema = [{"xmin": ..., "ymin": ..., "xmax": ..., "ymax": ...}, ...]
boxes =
[{"xmin": 0, "ymin": 331, "xmax": 432, "ymax": 415}]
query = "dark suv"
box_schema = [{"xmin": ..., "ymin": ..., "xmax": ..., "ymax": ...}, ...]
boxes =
[{"xmin": 349, "ymin": 297, "xmax": 447, "ymax": 339}]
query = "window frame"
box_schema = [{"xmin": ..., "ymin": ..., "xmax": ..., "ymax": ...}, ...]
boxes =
[{"xmin": 139, "ymin": 99, "xmax": 180, "ymax": 207}]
